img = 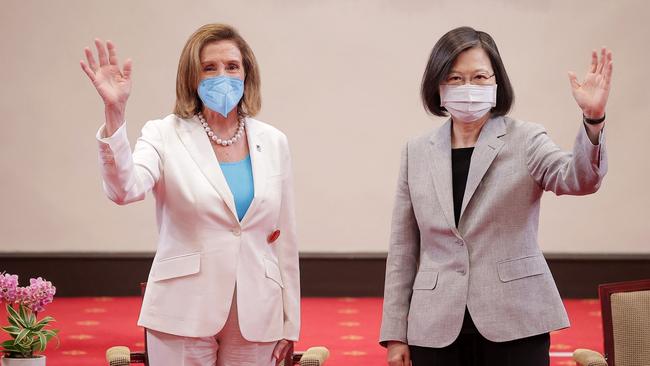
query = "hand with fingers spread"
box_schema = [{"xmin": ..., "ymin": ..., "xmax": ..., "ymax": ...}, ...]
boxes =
[
  {"xmin": 381, "ymin": 27, "xmax": 612, "ymax": 366},
  {"xmin": 568, "ymin": 47, "xmax": 613, "ymax": 120},
  {"xmin": 92, "ymin": 24, "xmax": 301, "ymax": 366},
  {"xmin": 272, "ymin": 339, "xmax": 292, "ymax": 365},
  {"xmin": 80, "ymin": 39, "xmax": 132, "ymax": 135}
]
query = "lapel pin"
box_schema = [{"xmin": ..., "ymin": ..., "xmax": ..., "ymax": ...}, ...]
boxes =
[
  {"xmin": 267, "ymin": 229, "xmax": 281, "ymax": 244},
  {"xmin": 256, "ymin": 144, "xmax": 262, "ymax": 152}
]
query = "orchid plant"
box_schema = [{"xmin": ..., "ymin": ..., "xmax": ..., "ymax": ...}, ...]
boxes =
[{"xmin": 0, "ymin": 273, "xmax": 59, "ymax": 359}]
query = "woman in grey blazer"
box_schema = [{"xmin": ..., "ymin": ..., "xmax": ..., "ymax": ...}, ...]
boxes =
[{"xmin": 379, "ymin": 27, "xmax": 612, "ymax": 366}]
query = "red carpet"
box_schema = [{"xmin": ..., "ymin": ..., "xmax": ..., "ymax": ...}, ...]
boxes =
[{"xmin": 1, "ymin": 298, "xmax": 602, "ymax": 366}]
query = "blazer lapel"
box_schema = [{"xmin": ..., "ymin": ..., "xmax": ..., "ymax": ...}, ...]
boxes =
[
  {"xmin": 427, "ymin": 120, "xmax": 461, "ymax": 237},
  {"xmin": 174, "ymin": 116, "xmax": 238, "ymax": 219},
  {"xmin": 459, "ymin": 116, "xmax": 506, "ymax": 218},
  {"xmin": 239, "ymin": 118, "xmax": 267, "ymax": 224}
]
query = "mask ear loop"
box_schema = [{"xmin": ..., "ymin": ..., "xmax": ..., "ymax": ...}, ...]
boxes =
[{"xmin": 237, "ymin": 77, "xmax": 245, "ymax": 122}]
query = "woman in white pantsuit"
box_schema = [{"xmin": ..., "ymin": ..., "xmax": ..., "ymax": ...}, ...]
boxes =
[{"xmin": 81, "ymin": 24, "xmax": 300, "ymax": 366}]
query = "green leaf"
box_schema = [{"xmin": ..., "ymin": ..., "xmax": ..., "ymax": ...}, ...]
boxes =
[
  {"xmin": 43, "ymin": 330, "xmax": 60, "ymax": 348},
  {"xmin": 7, "ymin": 315, "xmax": 20, "ymax": 328},
  {"xmin": 20, "ymin": 304, "xmax": 36, "ymax": 328},
  {"xmin": 32, "ymin": 324, "xmax": 44, "ymax": 332},
  {"xmin": 18, "ymin": 304, "xmax": 27, "ymax": 320},
  {"xmin": 6, "ymin": 305, "xmax": 27, "ymax": 328},
  {"xmin": 35, "ymin": 316, "xmax": 54, "ymax": 325},
  {"xmin": 4, "ymin": 334, "xmax": 31, "ymax": 357},
  {"xmin": 31, "ymin": 332, "xmax": 47, "ymax": 352},
  {"xmin": 1, "ymin": 326, "xmax": 21, "ymax": 335},
  {"xmin": 38, "ymin": 333, "xmax": 47, "ymax": 352},
  {"xmin": 18, "ymin": 336, "xmax": 34, "ymax": 351},
  {"xmin": 25, "ymin": 309, "xmax": 36, "ymax": 328},
  {"xmin": 1, "ymin": 343, "xmax": 20, "ymax": 352},
  {"xmin": 6, "ymin": 303, "xmax": 18, "ymax": 316},
  {"xmin": 32, "ymin": 316, "xmax": 54, "ymax": 331},
  {"xmin": 14, "ymin": 328, "xmax": 30, "ymax": 345},
  {"xmin": 42, "ymin": 329, "xmax": 58, "ymax": 339},
  {"xmin": 2, "ymin": 340, "xmax": 16, "ymax": 348}
]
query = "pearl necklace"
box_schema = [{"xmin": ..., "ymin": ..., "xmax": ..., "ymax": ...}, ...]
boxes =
[{"xmin": 197, "ymin": 112, "xmax": 245, "ymax": 147}]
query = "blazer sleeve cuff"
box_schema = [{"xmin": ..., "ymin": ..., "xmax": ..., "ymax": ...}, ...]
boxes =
[
  {"xmin": 379, "ymin": 337, "xmax": 408, "ymax": 348},
  {"xmin": 379, "ymin": 316, "xmax": 408, "ymax": 348},
  {"xmin": 578, "ymin": 123, "xmax": 608, "ymax": 174},
  {"xmin": 96, "ymin": 122, "xmax": 128, "ymax": 149},
  {"xmin": 96, "ymin": 123, "xmax": 133, "ymax": 168},
  {"xmin": 282, "ymin": 328, "xmax": 300, "ymax": 342}
]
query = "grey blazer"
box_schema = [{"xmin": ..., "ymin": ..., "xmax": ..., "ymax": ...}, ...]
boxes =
[{"xmin": 379, "ymin": 116, "xmax": 607, "ymax": 348}]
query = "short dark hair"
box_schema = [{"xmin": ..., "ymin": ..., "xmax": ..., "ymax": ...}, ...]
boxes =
[{"xmin": 421, "ymin": 26, "xmax": 514, "ymax": 117}]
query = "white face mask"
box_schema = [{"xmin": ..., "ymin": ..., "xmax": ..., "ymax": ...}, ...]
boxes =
[{"xmin": 440, "ymin": 84, "xmax": 497, "ymax": 123}]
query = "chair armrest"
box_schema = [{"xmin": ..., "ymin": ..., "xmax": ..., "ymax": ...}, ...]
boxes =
[
  {"xmin": 130, "ymin": 352, "xmax": 147, "ymax": 364},
  {"xmin": 106, "ymin": 346, "xmax": 131, "ymax": 365},
  {"xmin": 299, "ymin": 347, "xmax": 330, "ymax": 366},
  {"xmin": 573, "ymin": 348, "xmax": 607, "ymax": 366}
]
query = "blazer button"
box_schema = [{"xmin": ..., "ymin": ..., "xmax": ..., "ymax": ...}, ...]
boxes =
[
  {"xmin": 232, "ymin": 228, "xmax": 241, "ymax": 236},
  {"xmin": 456, "ymin": 239, "xmax": 465, "ymax": 246}
]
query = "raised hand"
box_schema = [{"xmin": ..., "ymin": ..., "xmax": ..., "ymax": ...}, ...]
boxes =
[
  {"xmin": 568, "ymin": 47, "xmax": 613, "ymax": 120},
  {"xmin": 80, "ymin": 39, "xmax": 132, "ymax": 135}
]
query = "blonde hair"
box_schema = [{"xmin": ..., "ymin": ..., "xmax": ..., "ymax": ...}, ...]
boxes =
[{"xmin": 174, "ymin": 24, "xmax": 261, "ymax": 119}]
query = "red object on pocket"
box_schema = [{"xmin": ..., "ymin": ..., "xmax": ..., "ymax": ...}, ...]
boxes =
[{"xmin": 267, "ymin": 229, "xmax": 281, "ymax": 244}]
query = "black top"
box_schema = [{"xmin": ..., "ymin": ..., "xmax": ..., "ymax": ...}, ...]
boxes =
[
  {"xmin": 451, "ymin": 147, "xmax": 479, "ymax": 335},
  {"xmin": 451, "ymin": 147, "xmax": 474, "ymax": 228}
]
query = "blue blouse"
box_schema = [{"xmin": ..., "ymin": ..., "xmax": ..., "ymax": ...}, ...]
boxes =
[{"xmin": 219, "ymin": 155, "xmax": 254, "ymax": 222}]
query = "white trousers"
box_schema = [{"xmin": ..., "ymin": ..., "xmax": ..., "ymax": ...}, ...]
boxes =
[{"xmin": 146, "ymin": 289, "xmax": 278, "ymax": 366}]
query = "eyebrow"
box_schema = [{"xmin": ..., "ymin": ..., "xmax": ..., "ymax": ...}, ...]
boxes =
[
  {"xmin": 200, "ymin": 58, "xmax": 242, "ymax": 65},
  {"xmin": 448, "ymin": 68, "xmax": 493, "ymax": 74}
]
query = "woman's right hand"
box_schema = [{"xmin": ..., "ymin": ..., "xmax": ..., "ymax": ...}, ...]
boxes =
[
  {"xmin": 80, "ymin": 39, "xmax": 132, "ymax": 135},
  {"xmin": 387, "ymin": 341, "xmax": 411, "ymax": 366}
]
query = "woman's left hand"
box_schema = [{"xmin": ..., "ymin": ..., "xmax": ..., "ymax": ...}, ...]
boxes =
[
  {"xmin": 568, "ymin": 47, "xmax": 613, "ymax": 119},
  {"xmin": 272, "ymin": 339, "xmax": 293, "ymax": 365}
]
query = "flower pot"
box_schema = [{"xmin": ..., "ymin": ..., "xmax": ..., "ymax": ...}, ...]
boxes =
[{"xmin": 1, "ymin": 356, "xmax": 46, "ymax": 366}]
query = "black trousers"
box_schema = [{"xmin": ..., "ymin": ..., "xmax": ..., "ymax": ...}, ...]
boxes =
[{"xmin": 409, "ymin": 309, "xmax": 550, "ymax": 366}]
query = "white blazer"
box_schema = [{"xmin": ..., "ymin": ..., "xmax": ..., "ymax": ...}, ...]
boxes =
[{"xmin": 96, "ymin": 114, "xmax": 300, "ymax": 342}]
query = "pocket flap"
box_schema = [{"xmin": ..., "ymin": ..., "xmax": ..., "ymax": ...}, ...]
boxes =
[
  {"xmin": 412, "ymin": 270, "xmax": 438, "ymax": 290},
  {"xmin": 151, "ymin": 253, "xmax": 201, "ymax": 282},
  {"xmin": 497, "ymin": 254, "xmax": 547, "ymax": 282},
  {"xmin": 264, "ymin": 258, "xmax": 284, "ymax": 288}
]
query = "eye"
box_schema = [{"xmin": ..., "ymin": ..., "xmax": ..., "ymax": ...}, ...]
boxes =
[
  {"xmin": 203, "ymin": 65, "xmax": 215, "ymax": 71},
  {"xmin": 226, "ymin": 63, "xmax": 240, "ymax": 71},
  {"xmin": 475, "ymin": 73, "xmax": 495, "ymax": 80},
  {"xmin": 447, "ymin": 75, "xmax": 461, "ymax": 81}
]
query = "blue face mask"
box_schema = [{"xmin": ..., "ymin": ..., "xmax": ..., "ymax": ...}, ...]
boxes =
[{"xmin": 197, "ymin": 76, "xmax": 244, "ymax": 118}]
